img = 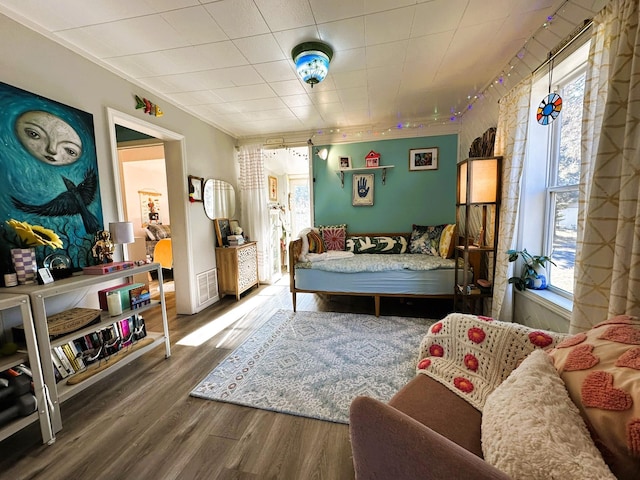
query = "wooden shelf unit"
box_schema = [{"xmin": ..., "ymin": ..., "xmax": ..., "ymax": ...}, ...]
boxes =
[
  {"xmin": 337, "ymin": 165, "xmax": 395, "ymax": 187},
  {"xmin": 7, "ymin": 262, "xmax": 170, "ymax": 435}
]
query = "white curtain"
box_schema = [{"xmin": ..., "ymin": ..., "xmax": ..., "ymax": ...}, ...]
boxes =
[
  {"xmin": 238, "ymin": 144, "xmax": 270, "ymax": 282},
  {"xmin": 491, "ymin": 78, "xmax": 532, "ymax": 321},
  {"xmin": 571, "ymin": 0, "xmax": 640, "ymax": 332}
]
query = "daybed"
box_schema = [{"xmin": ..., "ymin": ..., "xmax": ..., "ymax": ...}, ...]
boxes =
[
  {"xmin": 288, "ymin": 225, "xmax": 463, "ymax": 317},
  {"xmin": 350, "ymin": 313, "xmax": 640, "ymax": 479}
]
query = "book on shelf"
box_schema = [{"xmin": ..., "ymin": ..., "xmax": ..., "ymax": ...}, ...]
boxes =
[
  {"xmin": 129, "ymin": 284, "xmax": 151, "ymax": 310},
  {"xmin": 82, "ymin": 261, "xmax": 135, "ymax": 275},
  {"xmin": 53, "ymin": 346, "xmax": 74, "ymax": 376}
]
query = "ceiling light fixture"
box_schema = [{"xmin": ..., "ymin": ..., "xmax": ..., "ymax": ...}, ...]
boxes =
[{"xmin": 292, "ymin": 41, "xmax": 333, "ymax": 88}]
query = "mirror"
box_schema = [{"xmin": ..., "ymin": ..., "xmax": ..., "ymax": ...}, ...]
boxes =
[{"xmin": 203, "ymin": 178, "xmax": 236, "ymax": 220}]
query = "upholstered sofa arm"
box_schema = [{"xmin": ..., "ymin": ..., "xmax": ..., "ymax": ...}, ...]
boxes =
[{"xmin": 349, "ymin": 396, "xmax": 509, "ymax": 480}]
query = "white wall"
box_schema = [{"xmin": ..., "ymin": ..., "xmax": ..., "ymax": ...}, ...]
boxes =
[{"xmin": 0, "ymin": 14, "xmax": 238, "ymax": 314}]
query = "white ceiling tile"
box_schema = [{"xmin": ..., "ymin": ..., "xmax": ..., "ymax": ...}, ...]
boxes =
[
  {"xmin": 270, "ymin": 80, "xmax": 309, "ymax": 96},
  {"xmin": 254, "ymin": 0, "xmax": 315, "ymax": 32},
  {"xmin": 233, "ymin": 34, "xmax": 286, "ymax": 63},
  {"xmin": 309, "ymin": 0, "xmax": 365, "ymax": 24},
  {"xmin": 254, "ymin": 60, "xmax": 298, "ymax": 82},
  {"xmin": 281, "ymin": 94, "xmax": 314, "ymax": 107},
  {"xmin": 59, "ymin": 15, "xmax": 189, "ymax": 58},
  {"xmin": 204, "ymin": 0, "xmax": 270, "ymax": 39},
  {"xmin": 273, "ymin": 25, "xmax": 322, "ymax": 58},
  {"xmin": 167, "ymin": 90, "xmax": 224, "ymax": 106},
  {"xmin": 411, "ymin": 0, "xmax": 467, "ymax": 36},
  {"xmin": 365, "ymin": 0, "xmax": 416, "ymax": 15},
  {"xmin": 290, "ymin": 104, "xmax": 321, "ymax": 119},
  {"xmin": 317, "ymin": 17, "xmax": 365, "ymax": 51},
  {"xmin": 194, "ymin": 42, "xmax": 249, "ymax": 69},
  {"xmin": 161, "ymin": 6, "xmax": 228, "ymax": 45},
  {"xmin": 332, "ymin": 70, "xmax": 367, "ymax": 89},
  {"xmin": 365, "ymin": 40, "xmax": 408, "ymax": 68},
  {"xmin": 250, "ymin": 108, "xmax": 297, "ymax": 121},
  {"xmin": 309, "ymin": 90, "xmax": 341, "ymax": 105},
  {"xmin": 212, "ymin": 84, "xmax": 277, "ymax": 103},
  {"xmin": 364, "ymin": 7, "xmax": 414, "ymax": 45},
  {"xmin": 329, "ymin": 48, "xmax": 367, "ymax": 73}
]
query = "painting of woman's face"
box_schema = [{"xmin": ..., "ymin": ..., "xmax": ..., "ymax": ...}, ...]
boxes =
[{"xmin": 15, "ymin": 110, "xmax": 83, "ymax": 165}]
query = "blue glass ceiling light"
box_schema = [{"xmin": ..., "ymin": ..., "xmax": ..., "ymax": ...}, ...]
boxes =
[{"xmin": 292, "ymin": 41, "xmax": 333, "ymax": 88}]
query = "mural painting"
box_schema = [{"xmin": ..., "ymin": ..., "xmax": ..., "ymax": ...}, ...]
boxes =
[{"xmin": 0, "ymin": 81, "xmax": 103, "ymax": 274}]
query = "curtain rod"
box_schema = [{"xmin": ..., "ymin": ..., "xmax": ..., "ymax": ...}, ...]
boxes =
[{"xmin": 533, "ymin": 18, "xmax": 593, "ymax": 75}]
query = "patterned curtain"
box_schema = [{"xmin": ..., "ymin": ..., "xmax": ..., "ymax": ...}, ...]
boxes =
[
  {"xmin": 571, "ymin": 0, "xmax": 640, "ymax": 332},
  {"xmin": 238, "ymin": 144, "xmax": 270, "ymax": 282},
  {"xmin": 491, "ymin": 78, "xmax": 532, "ymax": 321}
]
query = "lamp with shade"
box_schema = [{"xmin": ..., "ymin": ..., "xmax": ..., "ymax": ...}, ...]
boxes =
[{"xmin": 109, "ymin": 221, "xmax": 134, "ymax": 261}]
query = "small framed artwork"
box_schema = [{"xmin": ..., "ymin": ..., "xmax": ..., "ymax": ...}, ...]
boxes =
[
  {"xmin": 339, "ymin": 156, "xmax": 351, "ymax": 169},
  {"xmin": 268, "ymin": 175, "xmax": 278, "ymax": 201},
  {"xmin": 214, "ymin": 218, "xmax": 231, "ymax": 246},
  {"xmin": 37, "ymin": 267, "xmax": 54, "ymax": 285},
  {"xmin": 409, "ymin": 147, "xmax": 439, "ymax": 171},
  {"xmin": 352, "ymin": 173, "xmax": 374, "ymax": 206},
  {"xmin": 188, "ymin": 175, "xmax": 204, "ymax": 202}
]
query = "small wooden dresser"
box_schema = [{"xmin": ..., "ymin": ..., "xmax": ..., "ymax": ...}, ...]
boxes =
[{"xmin": 215, "ymin": 241, "xmax": 259, "ymax": 300}]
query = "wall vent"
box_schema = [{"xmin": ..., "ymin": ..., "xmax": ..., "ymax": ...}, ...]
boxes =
[{"xmin": 196, "ymin": 268, "xmax": 218, "ymax": 306}]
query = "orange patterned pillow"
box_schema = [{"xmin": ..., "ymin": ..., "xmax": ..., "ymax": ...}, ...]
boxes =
[
  {"xmin": 306, "ymin": 230, "xmax": 325, "ymax": 254},
  {"xmin": 548, "ymin": 315, "xmax": 640, "ymax": 480}
]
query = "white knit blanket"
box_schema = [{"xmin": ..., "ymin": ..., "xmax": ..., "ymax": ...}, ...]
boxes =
[{"xmin": 417, "ymin": 313, "xmax": 567, "ymax": 411}]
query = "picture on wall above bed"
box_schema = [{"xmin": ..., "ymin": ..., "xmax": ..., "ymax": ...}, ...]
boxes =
[
  {"xmin": 352, "ymin": 173, "xmax": 374, "ymax": 206},
  {"xmin": 409, "ymin": 147, "xmax": 439, "ymax": 171},
  {"xmin": 0, "ymin": 81, "xmax": 104, "ymax": 274}
]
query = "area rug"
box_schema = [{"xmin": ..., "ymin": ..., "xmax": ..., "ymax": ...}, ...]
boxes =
[{"xmin": 190, "ymin": 309, "xmax": 434, "ymax": 424}]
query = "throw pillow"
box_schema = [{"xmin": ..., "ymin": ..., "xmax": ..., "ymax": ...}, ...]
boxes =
[
  {"xmin": 482, "ymin": 350, "xmax": 616, "ymax": 480},
  {"xmin": 345, "ymin": 236, "xmax": 407, "ymax": 254},
  {"xmin": 318, "ymin": 224, "xmax": 347, "ymax": 251},
  {"xmin": 144, "ymin": 228, "xmax": 156, "ymax": 241},
  {"xmin": 147, "ymin": 224, "xmax": 171, "ymax": 240},
  {"xmin": 438, "ymin": 224, "xmax": 456, "ymax": 258},
  {"xmin": 409, "ymin": 224, "xmax": 446, "ymax": 255},
  {"xmin": 416, "ymin": 312, "xmax": 566, "ymax": 411},
  {"xmin": 547, "ymin": 315, "xmax": 640, "ymax": 480},
  {"xmin": 306, "ymin": 230, "xmax": 325, "ymax": 254}
]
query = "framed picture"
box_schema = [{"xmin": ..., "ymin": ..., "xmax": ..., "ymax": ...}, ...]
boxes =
[
  {"xmin": 339, "ymin": 156, "xmax": 351, "ymax": 169},
  {"xmin": 268, "ymin": 175, "xmax": 278, "ymax": 201},
  {"xmin": 409, "ymin": 147, "xmax": 439, "ymax": 171},
  {"xmin": 214, "ymin": 218, "xmax": 231, "ymax": 246},
  {"xmin": 188, "ymin": 175, "xmax": 204, "ymax": 202},
  {"xmin": 352, "ymin": 173, "xmax": 374, "ymax": 206}
]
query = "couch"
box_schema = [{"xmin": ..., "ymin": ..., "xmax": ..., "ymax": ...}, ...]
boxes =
[
  {"xmin": 289, "ymin": 224, "xmax": 461, "ymax": 317},
  {"xmin": 350, "ymin": 313, "xmax": 640, "ymax": 479}
]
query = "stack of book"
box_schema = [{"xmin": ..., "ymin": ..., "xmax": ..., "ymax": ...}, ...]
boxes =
[{"xmin": 227, "ymin": 234, "xmax": 244, "ymax": 246}]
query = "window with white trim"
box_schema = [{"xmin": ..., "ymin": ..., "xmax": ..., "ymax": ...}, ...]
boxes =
[{"xmin": 522, "ymin": 41, "xmax": 590, "ymax": 298}]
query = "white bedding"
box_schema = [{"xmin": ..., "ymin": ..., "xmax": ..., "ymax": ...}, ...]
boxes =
[{"xmin": 296, "ymin": 253, "xmax": 456, "ymax": 273}]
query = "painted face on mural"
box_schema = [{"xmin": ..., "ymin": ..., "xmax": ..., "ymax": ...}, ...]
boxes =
[{"xmin": 14, "ymin": 110, "xmax": 83, "ymax": 165}]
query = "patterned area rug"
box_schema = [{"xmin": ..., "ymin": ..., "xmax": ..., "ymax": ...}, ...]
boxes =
[{"xmin": 190, "ymin": 309, "xmax": 434, "ymax": 424}]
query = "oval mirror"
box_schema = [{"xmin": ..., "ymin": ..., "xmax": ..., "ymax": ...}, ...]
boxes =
[
  {"xmin": 203, "ymin": 178, "xmax": 236, "ymax": 219},
  {"xmin": 203, "ymin": 179, "xmax": 215, "ymax": 220}
]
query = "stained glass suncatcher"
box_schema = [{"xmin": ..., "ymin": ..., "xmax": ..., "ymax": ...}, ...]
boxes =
[{"xmin": 537, "ymin": 92, "xmax": 562, "ymax": 125}]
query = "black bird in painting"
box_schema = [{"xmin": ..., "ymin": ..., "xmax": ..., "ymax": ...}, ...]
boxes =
[{"xmin": 11, "ymin": 168, "xmax": 101, "ymax": 234}]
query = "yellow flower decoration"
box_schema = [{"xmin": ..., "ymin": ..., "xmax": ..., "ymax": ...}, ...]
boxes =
[{"xmin": 6, "ymin": 219, "xmax": 64, "ymax": 249}]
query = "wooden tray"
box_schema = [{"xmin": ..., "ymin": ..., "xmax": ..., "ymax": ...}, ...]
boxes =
[{"xmin": 47, "ymin": 307, "xmax": 102, "ymax": 338}]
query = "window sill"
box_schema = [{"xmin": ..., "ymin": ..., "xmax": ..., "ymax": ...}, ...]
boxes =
[{"xmin": 516, "ymin": 288, "xmax": 573, "ymax": 321}]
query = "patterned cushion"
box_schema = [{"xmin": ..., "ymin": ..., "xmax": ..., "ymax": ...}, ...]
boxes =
[
  {"xmin": 345, "ymin": 236, "xmax": 407, "ymax": 254},
  {"xmin": 482, "ymin": 350, "xmax": 615, "ymax": 479},
  {"xmin": 318, "ymin": 224, "xmax": 347, "ymax": 251},
  {"xmin": 306, "ymin": 230, "xmax": 325, "ymax": 254},
  {"xmin": 147, "ymin": 224, "xmax": 171, "ymax": 240},
  {"xmin": 439, "ymin": 224, "xmax": 456, "ymax": 258},
  {"xmin": 547, "ymin": 315, "xmax": 640, "ymax": 479},
  {"xmin": 409, "ymin": 224, "xmax": 446, "ymax": 255}
]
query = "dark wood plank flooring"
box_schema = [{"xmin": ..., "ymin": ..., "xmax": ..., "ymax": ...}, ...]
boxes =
[{"xmin": 0, "ymin": 277, "xmax": 453, "ymax": 480}]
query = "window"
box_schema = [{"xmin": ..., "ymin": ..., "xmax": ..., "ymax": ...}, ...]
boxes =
[
  {"xmin": 523, "ymin": 41, "xmax": 590, "ymax": 298},
  {"xmin": 546, "ymin": 70, "xmax": 585, "ymax": 294}
]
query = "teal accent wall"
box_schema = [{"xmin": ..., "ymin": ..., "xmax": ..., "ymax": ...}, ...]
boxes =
[{"xmin": 313, "ymin": 134, "xmax": 458, "ymax": 233}]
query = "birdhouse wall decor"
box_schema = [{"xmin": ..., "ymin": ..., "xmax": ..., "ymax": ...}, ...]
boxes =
[{"xmin": 365, "ymin": 150, "xmax": 380, "ymax": 168}]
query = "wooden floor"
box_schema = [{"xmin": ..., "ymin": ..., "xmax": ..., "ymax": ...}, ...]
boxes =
[{"xmin": 0, "ymin": 277, "xmax": 453, "ymax": 480}]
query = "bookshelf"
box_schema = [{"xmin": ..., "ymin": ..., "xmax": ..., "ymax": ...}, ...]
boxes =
[
  {"xmin": 0, "ymin": 293, "xmax": 54, "ymax": 444},
  {"xmin": 454, "ymin": 156, "xmax": 502, "ymax": 315},
  {"xmin": 8, "ymin": 262, "xmax": 170, "ymax": 435}
]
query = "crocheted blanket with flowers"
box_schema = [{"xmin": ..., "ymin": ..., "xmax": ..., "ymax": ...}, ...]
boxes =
[{"xmin": 417, "ymin": 313, "xmax": 568, "ymax": 411}]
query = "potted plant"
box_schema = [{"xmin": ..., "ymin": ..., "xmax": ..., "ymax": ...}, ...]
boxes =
[{"xmin": 507, "ymin": 248, "xmax": 556, "ymax": 291}]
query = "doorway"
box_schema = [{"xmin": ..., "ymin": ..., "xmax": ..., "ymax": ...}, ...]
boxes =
[{"xmin": 263, "ymin": 146, "xmax": 312, "ymax": 278}]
